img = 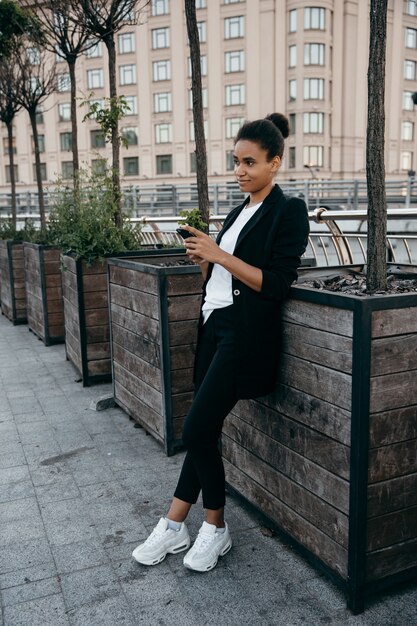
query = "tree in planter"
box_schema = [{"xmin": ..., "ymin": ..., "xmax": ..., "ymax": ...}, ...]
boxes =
[
  {"xmin": 366, "ymin": 0, "xmax": 387, "ymax": 292},
  {"xmin": 73, "ymin": 0, "xmax": 150, "ymax": 227},
  {"xmin": 184, "ymin": 0, "xmax": 209, "ymax": 233},
  {"xmin": 13, "ymin": 40, "xmax": 56, "ymax": 231}
]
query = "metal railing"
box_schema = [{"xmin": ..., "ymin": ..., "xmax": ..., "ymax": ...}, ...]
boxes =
[{"xmin": 2, "ymin": 177, "xmax": 417, "ymax": 218}]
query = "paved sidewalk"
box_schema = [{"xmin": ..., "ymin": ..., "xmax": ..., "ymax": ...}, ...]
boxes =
[{"xmin": 0, "ymin": 314, "xmax": 416, "ymax": 626}]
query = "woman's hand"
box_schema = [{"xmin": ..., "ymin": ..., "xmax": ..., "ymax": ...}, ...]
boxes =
[{"xmin": 181, "ymin": 226, "xmax": 225, "ymax": 265}]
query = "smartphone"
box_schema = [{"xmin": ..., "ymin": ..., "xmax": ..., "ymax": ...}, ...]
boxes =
[{"xmin": 176, "ymin": 227, "xmax": 193, "ymax": 239}]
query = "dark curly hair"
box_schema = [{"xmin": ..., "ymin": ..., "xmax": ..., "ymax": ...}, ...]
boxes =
[{"xmin": 234, "ymin": 113, "xmax": 290, "ymax": 160}]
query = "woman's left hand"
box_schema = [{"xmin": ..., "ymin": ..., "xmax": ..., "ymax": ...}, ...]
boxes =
[{"xmin": 182, "ymin": 226, "xmax": 225, "ymax": 265}]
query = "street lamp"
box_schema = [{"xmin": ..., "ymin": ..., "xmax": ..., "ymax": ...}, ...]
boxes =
[{"xmin": 304, "ymin": 163, "xmax": 318, "ymax": 179}]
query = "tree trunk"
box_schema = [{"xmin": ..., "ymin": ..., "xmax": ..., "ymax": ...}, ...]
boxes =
[
  {"xmin": 6, "ymin": 120, "xmax": 17, "ymax": 228},
  {"xmin": 366, "ymin": 0, "xmax": 388, "ymax": 292},
  {"xmin": 105, "ymin": 35, "xmax": 122, "ymax": 228},
  {"xmin": 68, "ymin": 58, "xmax": 79, "ymax": 175},
  {"xmin": 184, "ymin": 0, "xmax": 209, "ymax": 232},
  {"xmin": 29, "ymin": 108, "xmax": 46, "ymax": 230}
]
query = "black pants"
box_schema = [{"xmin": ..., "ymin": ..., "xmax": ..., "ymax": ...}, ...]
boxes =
[{"xmin": 173, "ymin": 305, "xmax": 238, "ymax": 510}]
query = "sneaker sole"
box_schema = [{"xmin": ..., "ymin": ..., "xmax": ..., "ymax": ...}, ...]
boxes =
[
  {"xmin": 183, "ymin": 539, "xmax": 232, "ymax": 572},
  {"xmin": 132, "ymin": 539, "xmax": 191, "ymax": 566}
]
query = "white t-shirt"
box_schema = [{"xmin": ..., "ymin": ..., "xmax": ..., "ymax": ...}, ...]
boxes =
[{"xmin": 202, "ymin": 202, "xmax": 262, "ymax": 322}]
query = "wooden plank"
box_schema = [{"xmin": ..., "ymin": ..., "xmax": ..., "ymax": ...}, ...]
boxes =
[
  {"xmin": 169, "ymin": 344, "xmax": 197, "ymax": 370},
  {"xmin": 368, "ymin": 473, "xmax": 417, "ymax": 517},
  {"xmin": 223, "ymin": 435, "xmax": 349, "ymax": 547},
  {"xmin": 282, "ymin": 322, "xmax": 353, "ymax": 374},
  {"xmin": 223, "ymin": 414, "xmax": 350, "ymax": 513},
  {"xmin": 231, "ymin": 399, "xmax": 351, "ymax": 479},
  {"xmin": 114, "ymin": 380, "xmax": 163, "ymax": 443},
  {"xmin": 370, "ymin": 369, "xmax": 417, "ymax": 413},
  {"xmin": 366, "ymin": 537, "xmax": 417, "ymax": 582},
  {"xmin": 86, "ymin": 325, "xmax": 109, "ymax": 343},
  {"xmin": 369, "ymin": 405, "xmax": 417, "ymax": 447},
  {"xmin": 110, "ymin": 264, "xmax": 159, "ymax": 295},
  {"xmin": 371, "ymin": 334, "xmax": 417, "ymax": 376},
  {"xmin": 84, "ymin": 310, "xmax": 108, "ymax": 326},
  {"xmin": 82, "ymin": 273, "xmax": 107, "ymax": 292},
  {"xmin": 110, "ymin": 283, "xmax": 159, "ymax": 319},
  {"xmin": 224, "ymin": 457, "xmax": 348, "ymax": 578},
  {"xmin": 367, "ymin": 506, "xmax": 417, "ymax": 551},
  {"xmin": 110, "ymin": 302, "xmax": 159, "ymax": 343},
  {"xmin": 61, "ymin": 255, "xmax": 77, "ymax": 273},
  {"xmin": 169, "ymin": 319, "xmax": 200, "ymax": 346},
  {"xmin": 170, "ymin": 368, "xmax": 194, "ymax": 395},
  {"xmin": 112, "ymin": 341, "xmax": 162, "ymax": 392},
  {"xmin": 172, "ymin": 392, "xmax": 193, "ymax": 418},
  {"xmin": 280, "ymin": 353, "xmax": 352, "ymax": 411},
  {"xmin": 112, "ymin": 324, "xmax": 161, "ymax": 368},
  {"xmin": 369, "ymin": 439, "xmax": 417, "ymax": 482},
  {"xmin": 81, "ymin": 259, "xmax": 106, "ymax": 275},
  {"xmin": 87, "ymin": 359, "xmax": 111, "ymax": 376},
  {"xmin": 166, "ymin": 273, "xmax": 203, "ymax": 296},
  {"xmin": 86, "ymin": 342, "xmax": 110, "ymax": 361},
  {"xmin": 372, "ymin": 306, "xmax": 417, "ymax": 338},
  {"xmin": 83, "ymin": 291, "xmax": 108, "ymax": 310},
  {"xmin": 167, "ymin": 294, "xmax": 202, "ymax": 321},
  {"xmin": 283, "ymin": 299, "xmax": 354, "ymax": 337}
]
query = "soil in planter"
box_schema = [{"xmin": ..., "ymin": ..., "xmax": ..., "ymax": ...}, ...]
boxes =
[{"xmin": 301, "ymin": 270, "xmax": 417, "ymax": 296}]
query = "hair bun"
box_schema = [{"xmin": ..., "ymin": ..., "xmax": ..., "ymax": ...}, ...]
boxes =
[{"xmin": 266, "ymin": 113, "xmax": 290, "ymax": 139}]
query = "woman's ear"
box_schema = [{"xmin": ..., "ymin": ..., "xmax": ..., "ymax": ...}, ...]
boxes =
[{"xmin": 272, "ymin": 156, "xmax": 281, "ymax": 172}]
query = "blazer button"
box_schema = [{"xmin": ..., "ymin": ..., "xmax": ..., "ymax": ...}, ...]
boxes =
[{"xmin": 233, "ymin": 289, "xmax": 240, "ymax": 296}]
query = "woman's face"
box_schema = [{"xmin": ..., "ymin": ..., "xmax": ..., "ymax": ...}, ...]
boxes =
[{"xmin": 233, "ymin": 140, "xmax": 281, "ymax": 198}]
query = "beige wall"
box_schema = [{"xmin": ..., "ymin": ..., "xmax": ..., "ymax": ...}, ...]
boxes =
[{"xmin": 1, "ymin": 0, "xmax": 417, "ymax": 193}]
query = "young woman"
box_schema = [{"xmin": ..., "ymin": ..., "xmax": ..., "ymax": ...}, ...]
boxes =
[{"xmin": 132, "ymin": 113, "xmax": 310, "ymax": 572}]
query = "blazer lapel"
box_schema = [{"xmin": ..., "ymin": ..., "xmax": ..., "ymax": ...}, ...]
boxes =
[{"xmin": 234, "ymin": 185, "xmax": 284, "ymax": 250}]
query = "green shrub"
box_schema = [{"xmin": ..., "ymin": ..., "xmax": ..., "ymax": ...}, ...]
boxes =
[
  {"xmin": 0, "ymin": 219, "xmax": 52, "ymax": 244},
  {"xmin": 178, "ymin": 208, "xmax": 208, "ymax": 232},
  {"xmin": 48, "ymin": 169, "xmax": 142, "ymax": 264}
]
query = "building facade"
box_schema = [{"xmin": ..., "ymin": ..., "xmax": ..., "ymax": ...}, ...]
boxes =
[{"xmin": 1, "ymin": 0, "xmax": 417, "ymax": 193}]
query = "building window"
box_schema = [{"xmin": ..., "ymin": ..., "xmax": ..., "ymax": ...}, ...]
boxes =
[
  {"xmin": 189, "ymin": 120, "xmax": 208, "ymax": 141},
  {"xmin": 224, "ymin": 16, "xmax": 244, "ymax": 39},
  {"xmin": 152, "ymin": 27, "xmax": 170, "ymax": 49},
  {"xmin": 122, "ymin": 127, "xmax": 138, "ymax": 146},
  {"xmin": 197, "ymin": 22, "xmax": 207, "ymax": 42},
  {"xmin": 61, "ymin": 161, "xmax": 74, "ymax": 179},
  {"xmin": 289, "ymin": 146, "xmax": 296, "ymax": 169},
  {"xmin": 405, "ymin": 60, "xmax": 417, "ymax": 80},
  {"xmin": 123, "ymin": 157, "xmax": 139, "ymax": 176},
  {"xmin": 118, "ymin": 32, "xmax": 135, "ymax": 54},
  {"xmin": 155, "ymin": 123, "xmax": 172, "ymax": 143},
  {"xmin": 403, "ymin": 91, "xmax": 414, "ymax": 110},
  {"xmin": 88, "ymin": 98, "xmax": 105, "ymax": 119},
  {"xmin": 225, "ymin": 50, "xmax": 245, "ymax": 73},
  {"xmin": 406, "ymin": 1, "xmax": 417, "ymax": 17},
  {"xmin": 289, "ymin": 79, "xmax": 297, "ymax": 101},
  {"xmin": 35, "ymin": 107, "xmax": 44, "ymax": 124},
  {"xmin": 92, "ymin": 159, "xmax": 107, "ymax": 175},
  {"xmin": 60, "ymin": 132, "xmax": 72, "ymax": 151},
  {"xmin": 304, "ymin": 43, "xmax": 325, "ymax": 65},
  {"xmin": 406, "ymin": 28, "xmax": 417, "ymax": 49},
  {"xmin": 304, "ymin": 78, "xmax": 324, "ymax": 100},
  {"xmin": 153, "ymin": 59, "xmax": 171, "ymax": 81},
  {"xmin": 225, "ymin": 84, "xmax": 245, "ymax": 106},
  {"xmin": 156, "ymin": 154, "xmax": 172, "ymax": 174},
  {"xmin": 303, "ymin": 112, "xmax": 324, "ymax": 134},
  {"xmin": 27, "ymin": 47, "xmax": 40, "ymax": 65},
  {"xmin": 5, "ymin": 165, "xmax": 18, "ymax": 183},
  {"xmin": 289, "ymin": 45, "xmax": 297, "ymax": 68},
  {"xmin": 85, "ymin": 42, "xmax": 102, "ymax": 58},
  {"xmin": 57, "ymin": 73, "xmax": 70, "ymax": 92},
  {"xmin": 402, "ymin": 121, "xmax": 414, "ymax": 141},
  {"xmin": 151, "ymin": 0, "xmax": 169, "ymax": 15},
  {"xmin": 188, "ymin": 87, "xmax": 208, "ymax": 108},
  {"xmin": 224, "ymin": 0, "xmax": 244, "ymax": 3},
  {"xmin": 401, "ymin": 151, "xmax": 413, "ymax": 170},
  {"xmin": 289, "ymin": 113, "xmax": 296, "ymax": 134},
  {"xmin": 125, "ymin": 95, "xmax": 138, "ymax": 114},
  {"xmin": 154, "ymin": 92, "xmax": 172, "ymax": 112},
  {"xmin": 119, "ymin": 64, "xmax": 136, "ymax": 85},
  {"xmin": 90, "ymin": 130, "xmax": 106, "ymax": 148},
  {"xmin": 303, "ymin": 145, "xmax": 324, "ymax": 167},
  {"xmin": 226, "ymin": 150, "xmax": 235, "ymax": 171},
  {"xmin": 226, "ymin": 117, "xmax": 244, "ymax": 138},
  {"xmin": 289, "ymin": 9, "xmax": 297, "ymax": 33},
  {"xmin": 3, "ymin": 137, "xmax": 16, "ymax": 155},
  {"xmin": 32, "ymin": 134, "xmax": 45, "ymax": 153},
  {"xmin": 196, "ymin": 0, "xmax": 206, "ymax": 8},
  {"xmin": 87, "ymin": 69, "xmax": 104, "ymax": 89},
  {"xmin": 58, "ymin": 103, "xmax": 71, "ymax": 122},
  {"xmin": 188, "ymin": 55, "xmax": 207, "ymax": 77},
  {"xmin": 33, "ymin": 163, "xmax": 47, "ymax": 181},
  {"xmin": 190, "ymin": 152, "xmax": 197, "ymax": 174},
  {"xmin": 304, "ymin": 7, "xmax": 325, "ymax": 30}
]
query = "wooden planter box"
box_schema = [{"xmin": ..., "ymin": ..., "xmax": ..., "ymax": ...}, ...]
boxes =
[
  {"xmin": 0, "ymin": 240, "xmax": 27, "ymax": 324},
  {"xmin": 23, "ymin": 243, "xmax": 64, "ymax": 345},
  {"xmin": 107, "ymin": 252, "xmax": 202, "ymax": 455},
  {"xmin": 223, "ymin": 267, "xmax": 417, "ymax": 613}
]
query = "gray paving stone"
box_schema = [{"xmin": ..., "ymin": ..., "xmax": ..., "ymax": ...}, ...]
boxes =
[
  {"xmin": 35, "ymin": 477, "xmax": 81, "ymax": 506},
  {"xmin": 0, "ymin": 497, "xmax": 40, "ymax": 523},
  {"xmin": 1, "ymin": 576, "xmax": 61, "ymax": 607},
  {"xmin": 0, "ymin": 562, "xmax": 58, "ymax": 591},
  {"xmin": 0, "ymin": 538, "xmax": 54, "ymax": 575},
  {"xmin": 0, "ymin": 518, "xmax": 46, "ymax": 547},
  {"xmin": 0, "ymin": 479, "xmax": 36, "ymax": 504},
  {"xmin": 67, "ymin": 595, "xmax": 136, "ymax": 626},
  {"xmin": 43, "ymin": 518, "xmax": 98, "ymax": 547},
  {"xmin": 3, "ymin": 593, "xmax": 70, "ymax": 626},
  {"xmin": 60, "ymin": 564, "xmax": 122, "ymax": 610},
  {"xmin": 52, "ymin": 539, "xmax": 111, "ymax": 575}
]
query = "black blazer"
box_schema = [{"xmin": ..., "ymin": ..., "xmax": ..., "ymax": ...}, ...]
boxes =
[{"xmin": 196, "ymin": 184, "xmax": 309, "ymax": 399}]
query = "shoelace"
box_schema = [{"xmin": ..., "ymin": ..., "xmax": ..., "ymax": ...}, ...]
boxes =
[
  {"xmin": 193, "ymin": 532, "xmax": 215, "ymax": 553},
  {"xmin": 144, "ymin": 527, "xmax": 171, "ymax": 546}
]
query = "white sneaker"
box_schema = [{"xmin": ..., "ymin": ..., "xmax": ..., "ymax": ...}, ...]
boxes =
[
  {"xmin": 183, "ymin": 521, "xmax": 232, "ymax": 572},
  {"xmin": 132, "ymin": 518, "xmax": 191, "ymax": 566}
]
